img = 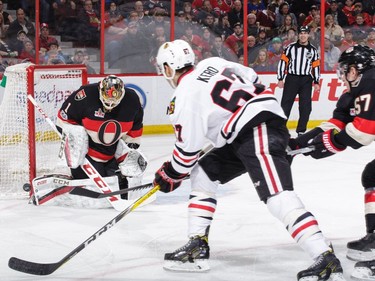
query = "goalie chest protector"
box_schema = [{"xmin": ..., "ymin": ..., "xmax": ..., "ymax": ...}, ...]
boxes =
[{"xmin": 57, "ymin": 83, "xmax": 144, "ymax": 161}]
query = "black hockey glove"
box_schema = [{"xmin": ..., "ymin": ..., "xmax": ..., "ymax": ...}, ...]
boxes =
[
  {"xmin": 287, "ymin": 127, "xmax": 326, "ymax": 161},
  {"xmin": 286, "ymin": 137, "xmax": 300, "ymax": 164},
  {"xmin": 287, "ymin": 137, "xmax": 301, "ymax": 152},
  {"xmin": 293, "ymin": 127, "xmax": 325, "ymax": 153},
  {"xmin": 308, "ymin": 129, "xmax": 346, "ymax": 159},
  {"xmin": 154, "ymin": 161, "xmax": 188, "ymax": 193},
  {"xmin": 286, "ymin": 138, "xmax": 299, "ymax": 165}
]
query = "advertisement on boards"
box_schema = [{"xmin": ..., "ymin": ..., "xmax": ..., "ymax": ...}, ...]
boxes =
[
  {"xmin": 89, "ymin": 73, "xmax": 348, "ymax": 126},
  {"xmin": 0, "ymin": 73, "xmax": 347, "ymax": 128}
]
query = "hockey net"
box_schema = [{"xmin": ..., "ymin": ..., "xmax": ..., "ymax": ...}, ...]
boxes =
[{"xmin": 0, "ymin": 63, "xmax": 87, "ymax": 199}]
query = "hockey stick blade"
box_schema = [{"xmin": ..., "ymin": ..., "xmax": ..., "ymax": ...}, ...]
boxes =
[
  {"xmin": 8, "ymin": 185, "xmax": 160, "ymax": 275},
  {"xmin": 69, "ymin": 182, "xmax": 154, "ymax": 198},
  {"xmin": 287, "ymin": 146, "xmax": 315, "ymax": 156},
  {"xmin": 9, "ymin": 257, "xmax": 61, "ymax": 276}
]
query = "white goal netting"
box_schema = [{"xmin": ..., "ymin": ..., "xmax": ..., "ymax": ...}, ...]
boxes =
[{"xmin": 0, "ymin": 63, "xmax": 87, "ymax": 199}]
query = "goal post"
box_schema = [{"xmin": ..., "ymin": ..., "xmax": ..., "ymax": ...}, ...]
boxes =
[{"xmin": 0, "ymin": 63, "xmax": 88, "ymax": 199}]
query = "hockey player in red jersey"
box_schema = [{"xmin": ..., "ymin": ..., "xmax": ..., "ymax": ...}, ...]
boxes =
[
  {"xmin": 55, "ymin": 75, "xmax": 145, "ymax": 200},
  {"xmin": 290, "ymin": 45, "xmax": 375, "ymax": 280},
  {"xmin": 153, "ymin": 39, "xmax": 345, "ymax": 280}
]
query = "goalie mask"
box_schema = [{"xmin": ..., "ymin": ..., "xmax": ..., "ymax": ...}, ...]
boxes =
[
  {"xmin": 156, "ymin": 39, "xmax": 195, "ymax": 86},
  {"xmin": 99, "ymin": 75, "xmax": 125, "ymax": 111}
]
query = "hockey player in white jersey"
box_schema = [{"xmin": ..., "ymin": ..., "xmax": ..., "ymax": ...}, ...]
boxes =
[{"xmin": 153, "ymin": 39, "xmax": 346, "ymax": 280}]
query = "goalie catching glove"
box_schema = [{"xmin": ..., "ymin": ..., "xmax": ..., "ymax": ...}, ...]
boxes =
[
  {"xmin": 115, "ymin": 139, "xmax": 147, "ymax": 177},
  {"xmin": 307, "ymin": 129, "xmax": 346, "ymax": 159},
  {"xmin": 154, "ymin": 161, "xmax": 188, "ymax": 193}
]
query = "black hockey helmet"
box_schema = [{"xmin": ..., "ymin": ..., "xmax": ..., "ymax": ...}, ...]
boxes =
[
  {"xmin": 99, "ymin": 75, "xmax": 125, "ymax": 111},
  {"xmin": 338, "ymin": 45, "xmax": 375, "ymax": 76},
  {"xmin": 298, "ymin": 25, "xmax": 310, "ymax": 33}
]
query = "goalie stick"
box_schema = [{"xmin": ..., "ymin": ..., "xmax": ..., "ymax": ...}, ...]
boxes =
[
  {"xmin": 8, "ymin": 184, "xmax": 160, "ymax": 275},
  {"xmin": 69, "ymin": 144, "xmax": 213, "ymax": 199},
  {"xmin": 34, "ymin": 185, "xmax": 77, "ymax": 205},
  {"xmin": 70, "ymin": 174, "xmax": 190, "ymax": 199},
  {"xmin": 27, "ymin": 94, "xmax": 126, "ymax": 211},
  {"xmin": 70, "ymin": 181, "xmax": 154, "ymax": 198}
]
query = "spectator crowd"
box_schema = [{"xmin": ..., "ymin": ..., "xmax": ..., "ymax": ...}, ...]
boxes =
[{"xmin": 1, "ymin": 0, "xmax": 375, "ymax": 73}]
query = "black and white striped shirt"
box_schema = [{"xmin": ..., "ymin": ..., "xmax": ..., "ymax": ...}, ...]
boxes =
[{"xmin": 277, "ymin": 41, "xmax": 320, "ymax": 84}]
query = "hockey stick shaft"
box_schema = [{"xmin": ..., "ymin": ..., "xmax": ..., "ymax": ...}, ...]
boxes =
[
  {"xmin": 8, "ymin": 185, "xmax": 160, "ymax": 275},
  {"xmin": 70, "ymin": 174, "xmax": 190, "ymax": 199},
  {"xmin": 27, "ymin": 95, "xmax": 124, "ymax": 211},
  {"xmin": 69, "ymin": 144, "xmax": 212, "ymax": 199},
  {"xmin": 69, "ymin": 181, "xmax": 154, "ymax": 198},
  {"xmin": 287, "ymin": 146, "xmax": 315, "ymax": 156}
]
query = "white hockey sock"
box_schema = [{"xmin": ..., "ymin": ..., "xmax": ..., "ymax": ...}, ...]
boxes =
[
  {"xmin": 188, "ymin": 165, "xmax": 219, "ymax": 237},
  {"xmin": 188, "ymin": 191, "xmax": 217, "ymax": 237},
  {"xmin": 285, "ymin": 208, "xmax": 330, "ymax": 259},
  {"xmin": 267, "ymin": 191, "xmax": 330, "ymax": 259},
  {"xmin": 299, "ymin": 234, "xmax": 331, "ymax": 260}
]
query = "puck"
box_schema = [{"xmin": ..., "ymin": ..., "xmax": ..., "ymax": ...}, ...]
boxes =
[{"xmin": 23, "ymin": 183, "xmax": 31, "ymax": 192}]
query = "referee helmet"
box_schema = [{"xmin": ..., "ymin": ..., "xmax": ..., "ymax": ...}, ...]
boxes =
[{"xmin": 298, "ymin": 26, "xmax": 310, "ymax": 33}]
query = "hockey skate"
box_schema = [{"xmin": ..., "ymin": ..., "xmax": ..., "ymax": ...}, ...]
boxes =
[
  {"xmin": 163, "ymin": 234, "xmax": 210, "ymax": 272},
  {"xmin": 297, "ymin": 250, "xmax": 346, "ymax": 281},
  {"xmin": 347, "ymin": 234, "xmax": 375, "ymax": 261},
  {"xmin": 351, "ymin": 260, "xmax": 375, "ymax": 280}
]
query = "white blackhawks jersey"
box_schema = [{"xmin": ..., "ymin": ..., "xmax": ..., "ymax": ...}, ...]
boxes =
[{"xmin": 168, "ymin": 57, "xmax": 286, "ymax": 175}]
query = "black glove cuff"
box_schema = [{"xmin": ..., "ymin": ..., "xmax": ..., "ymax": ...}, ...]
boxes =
[
  {"xmin": 335, "ymin": 129, "xmax": 362, "ymax": 149},
  {"xmin": 296, "ymin": 127, "xmax": 324, "ymax": 147},
  {"xmin": 288, "ymin": 138, "xmax": 299, "ymax": 150},
  {"xmin": 164, "ymin": 162, "xmax": 187, "ymax": 179}
]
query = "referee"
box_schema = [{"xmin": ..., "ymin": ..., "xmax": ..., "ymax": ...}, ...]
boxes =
[{"xmin": 277, "ymin": 25, "xmax": 320, "ymax": 136}]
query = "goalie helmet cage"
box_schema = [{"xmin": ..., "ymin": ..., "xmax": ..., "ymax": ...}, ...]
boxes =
[{"xmin": 0, "ymin": 63, "xmax": 88, "ymax": 199}]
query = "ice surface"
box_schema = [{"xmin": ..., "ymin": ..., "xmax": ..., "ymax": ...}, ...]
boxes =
[{"xmin": 1, "ymin": 134, "xmax": 372, "ymax": 281}]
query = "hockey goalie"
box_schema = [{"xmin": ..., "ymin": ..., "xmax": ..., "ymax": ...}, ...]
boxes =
[{"xmin": 31, "ymin": 75, "xmax": 150, "ymax": 209}]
